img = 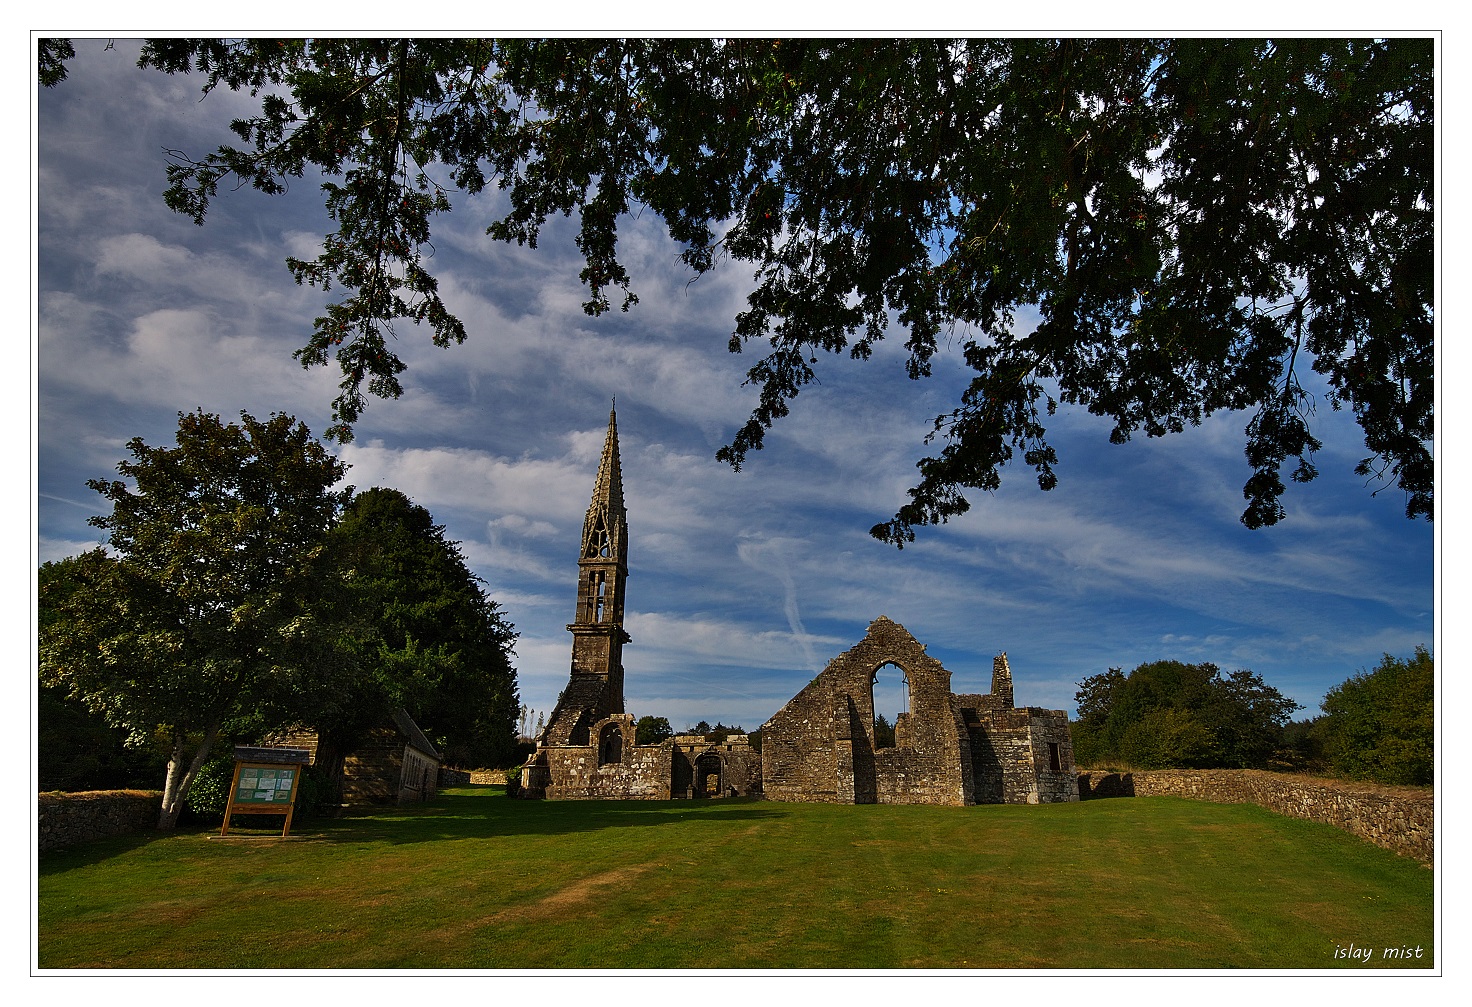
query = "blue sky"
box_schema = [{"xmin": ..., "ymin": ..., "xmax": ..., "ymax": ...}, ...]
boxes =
[{"xmin": 35, "ymin": 40, "xmax": 1436, "ymax": 735}]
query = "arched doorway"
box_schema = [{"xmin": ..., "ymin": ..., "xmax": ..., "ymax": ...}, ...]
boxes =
[
  {"xmin": 598, "ymin": 723, "xmax": 623, "ymax": 765},
  {"xmin": 695, "ymin": 753, "xmax": 723, "ymax": 797}
]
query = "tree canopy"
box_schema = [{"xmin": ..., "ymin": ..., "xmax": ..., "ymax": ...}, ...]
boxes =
[
  {"xmin": 635, "ymin": 715, "xmax": 674, "ymax": 746},
  {"xmin": 1072, "ymin": 659, "xmax": 1301, "ymax": 769},
  {"xmin": 325, "ymin": 487, "xmax": 520, "ymax": 770},
  {"xmin": 39, "ymin": 410, "xmax": 350, "ymax": 828},
  {"xmin": 1315, "ymin": 647, "xmax": 1432, "ymax": 785},
  {"xmin": 42, "ymin": 38, "xmax": 1433, "ymax": 542}
]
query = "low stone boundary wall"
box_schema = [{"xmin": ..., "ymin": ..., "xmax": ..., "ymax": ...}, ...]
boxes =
[
  {"xmin": 1077, "ymin": 769, "xmax": 1433, "ymax": 865},
  {"xmin": 38, "ymin": 791, "xmax": 161, "ymax": 853},
  {"xmin": 439, "ymin": 767, "xmax": 508, "ymax": 785}
]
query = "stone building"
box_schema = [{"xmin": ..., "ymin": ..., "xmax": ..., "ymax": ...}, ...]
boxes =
[
  {"xmin": 761, "ymin": 617, "xmax": 1078, "ymax": 805},
  {"xmin": 269, "ymin": 708, "xmax": 442, "ymax": 806},
  {"xmin": 518, "ymin": 408, "xmax": 1072, "ymax": 806},
  {"xmin": 518, "ymin": 407, "xmax": 760, "ymax": 800}
]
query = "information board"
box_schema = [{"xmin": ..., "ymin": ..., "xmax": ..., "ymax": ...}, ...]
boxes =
[
  {"xmin": 218, "ymin": 747, "xmax": 311, "ymax": 838},
  {"xmin": 233, "ymin": 766, "xmax": 298, "ymax": 805}
]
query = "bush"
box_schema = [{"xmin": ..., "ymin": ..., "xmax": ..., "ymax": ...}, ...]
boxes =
[
  {"xmin": 1317, "ymin": 648, "xmax": 1433, "ymax": 785},
  {"xmin": 185, "ymin": 755, "xmax": 236, "ymax": 820}
]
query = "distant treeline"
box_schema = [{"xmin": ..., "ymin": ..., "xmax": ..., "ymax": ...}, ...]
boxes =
[{"xmin": 1073, "ymin": 649, "xmax": 1432, "ymax": 787}]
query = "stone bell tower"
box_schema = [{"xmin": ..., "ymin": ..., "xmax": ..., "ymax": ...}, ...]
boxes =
[{"xmin": 539, "ymin": 405, "xmax": 631, "ymax": 745}]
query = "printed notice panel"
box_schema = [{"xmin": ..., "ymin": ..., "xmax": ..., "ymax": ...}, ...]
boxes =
[{"xmin": 235, "ymin": 766, "xmax": 297, "ymax": 804}]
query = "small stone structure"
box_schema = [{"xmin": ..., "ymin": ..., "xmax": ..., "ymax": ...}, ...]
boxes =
[
  {"xmin": 762, "ymin": 617, "xmax": 1078, "ymax": 805},
  {"xmin": 271, "ymin": 708, "xmax": 442, "ymax": 805},
  {"xmin": 519, "ymin": 407, "xmax": 1073, "ymax": 806},
  {"xmin": 1078, "ymin": 769, "xmax": 1434, "ymax": 864}
]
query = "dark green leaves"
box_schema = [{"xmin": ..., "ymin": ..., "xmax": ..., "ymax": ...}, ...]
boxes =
[{"xmin": 60, "ymin": 38, "xmax": 1429, "ymax": 539}]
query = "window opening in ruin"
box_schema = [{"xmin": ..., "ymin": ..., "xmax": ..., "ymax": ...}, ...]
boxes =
[
  {"xmin": 871, "ymin": 662, "xmax": 909, "ymax": 749},
  {"xmin": 598, "ymin": 723, "xmax": 623, "ymax": 766},
  {"xmin": 1048, "ymin": 741, "xmax": 1062, "ymax": 773}
]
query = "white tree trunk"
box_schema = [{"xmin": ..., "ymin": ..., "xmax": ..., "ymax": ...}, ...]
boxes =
[{"xmin": 156, "ymin": 722, "xmax": 220, "ymax": 830}]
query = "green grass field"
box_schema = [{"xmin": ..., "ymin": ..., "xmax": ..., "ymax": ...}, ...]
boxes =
[{"xmin": 37, "ymin": 787, "xmax": 1433, "ymax": 969}]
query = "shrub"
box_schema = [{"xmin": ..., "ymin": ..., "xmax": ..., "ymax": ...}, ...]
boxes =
[{"xmin": 1317, "ymin": 648, "xmax": 1433, "ymax": 785}]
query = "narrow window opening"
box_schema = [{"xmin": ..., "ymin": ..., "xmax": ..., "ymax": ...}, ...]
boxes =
[
  {"xmin": 1048, "ymin": 741, "xmax": 1062, "ymax": 773},
  {"xmin": 871, "ymin": 662, "xmax": 908, "ymax": 749}
]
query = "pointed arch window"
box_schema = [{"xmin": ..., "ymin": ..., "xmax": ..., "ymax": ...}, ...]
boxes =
[{"xmin": 871, "ymin": 662, "xmax": 910, "ymax": 750}]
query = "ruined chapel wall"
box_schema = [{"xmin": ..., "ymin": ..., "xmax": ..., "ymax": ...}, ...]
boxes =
[
  {"xmin": 542, "ymin": 743, "xmax": 672, "ymax": 800},
  {"xmin": 1026, "ymin": 709, "xmax": 1080, "ymax": 803},
  {"xmin": 762, "ymin": 618, "xmax": 974, "ymax": 805},
  {"xmin": 670, "ymin": 739, "xmax": 762, "ymax": 798},
  {"xmin": 761, "ymin": 679, "xmax": 842, "ymax": 802}
]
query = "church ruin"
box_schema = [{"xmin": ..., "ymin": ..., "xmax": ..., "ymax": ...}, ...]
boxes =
[
  {"xmin": 762, "ymin": 617, "xmax": 1078, "ymax": 805},
  {"xmin": 517, "ymin": 407, "xmax": 760, "ymax": 800},
  {"xmin": 517, "ymin": 407, "xmax": 1076, "ymax": 805}
]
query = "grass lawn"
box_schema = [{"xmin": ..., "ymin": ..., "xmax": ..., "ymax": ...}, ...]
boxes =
[{"xmin": 37, "ymin": 787, "xmax": 1433, "ymax": 970}]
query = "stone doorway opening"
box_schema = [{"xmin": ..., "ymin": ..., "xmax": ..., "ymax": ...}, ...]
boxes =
[
  {"xmin": 598, "ymin": 723, "xmax": 623, "ymax": 766},
  {"xmin": 871, "ymin": 661, "xmax": 909, "ymax": 749},
  {"xmin": 695, "ymin": 753, "xmax": 724, "ymax": 797}
]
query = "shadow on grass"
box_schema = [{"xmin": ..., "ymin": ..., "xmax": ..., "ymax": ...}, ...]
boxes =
[
  {"xmin": 40, "ymin": 790, "xmax": 786, "ymax": 871},
  {"xmin": 295, "ymin": 790, "xmax": 786, "ymax": 846}
]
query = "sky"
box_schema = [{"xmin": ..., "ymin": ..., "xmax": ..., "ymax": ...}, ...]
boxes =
[{"xmin": 34, "ymin": 39, "xmax": 1438, "ymax": 737}]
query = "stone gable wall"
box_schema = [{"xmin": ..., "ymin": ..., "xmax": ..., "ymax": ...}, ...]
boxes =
[
  {"xmin": 38, "ymin": 790, "xmax": 161, "ymax": 853},
  {"xmin": 761, "ymin": 678, "xmax": 842, "ymax": 802},
  {"xmin": 762, "ymin": 618, "xmax": 975, "ymax": 805},
  {"xmin": 1078, "ymin": 769, "xmax": 1433, "ymax": 864}
]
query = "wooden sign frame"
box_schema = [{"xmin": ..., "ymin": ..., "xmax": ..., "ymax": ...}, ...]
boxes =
[{"xmin": 219, "ymin": 747, "xmax": 311, "ymax": 838}]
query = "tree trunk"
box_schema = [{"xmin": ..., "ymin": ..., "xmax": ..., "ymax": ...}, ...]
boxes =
[
  {"xmin": 156, "ymin": 721, "xmax": 220, "ymax": 830},
  {"xmin": 314, "ymin": 730, "xmax": 350, "ymax": 807}
]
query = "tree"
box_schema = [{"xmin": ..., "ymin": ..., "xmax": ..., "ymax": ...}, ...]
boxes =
[
  {"xmin": 323, "ymin": 487, "xmax": 520, "ymax": 772},
  {"xmin": 1316, "ymin": 647, "xmax": 1432, "ymax": 785},
  {"xmin": 37, "ymin": 559, "xmax": 166, "ymax": 792},
  {"xmin": 873, "ymin": 712, "xmax": 896, "ymax": 748},
  {"xmin": 38, "ymin": 410, "xmax": 349, "ymax": 829},
  {"xmin": 1073, "ymin": 659, "xmax": 1300, "ymax": 769},
  {"xmin": 42, "ymin": 39, "xmax": 1433, "ymax": 541},
  {"xmin": 635, "ymin": 715, "xmax": 674, "ymax": 746}
]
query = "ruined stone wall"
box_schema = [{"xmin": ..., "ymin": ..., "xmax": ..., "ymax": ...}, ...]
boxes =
[
  {"xmin": 669, "ymin": 736, "xmax": 761, "ymax": 798},
  {"xmin": 38, "ymin": 790, "xmax": 161, "ymax": 853},
  {"xmin": 1077, "ymin": 769, "xmax": 1433, "ymax": 864},
  {"xmin": 969, "ymin": 710, "xmax": 1036, "ymax": 803},
  {"xmin": 1027, "ymin": 710, "xmax": 1080, "ymax": 803},
  {"xmin": 762, "ymin": 678, "xmax": 842, "ymax": 802},
  {"xmin": 865, "ymin": 693, "xmax": 971, "ymax": 806},
  {"xmin": 440, "ymin": 767, "xmax": 508, "ymax": 785},
  {"xmin": 968, "ymin": 709, "xmax": 1078, "ymax": 804},
  {"xmin": 762, "ymin": 616, "xmax": 973, "ymax": 805},
  {"xmin": 541, "ymin": 744, "xmax": 673, "ymax": 799}
]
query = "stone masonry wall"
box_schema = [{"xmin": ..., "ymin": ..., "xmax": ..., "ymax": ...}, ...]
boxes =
[
  {"xmin": 762, "ymin": 677, "xmax": 842, "ymax": 802},
  {"xmin": 542, "ymin": 743, "xmax": 672, "ymax": 799},
  {"xmin": 1077, "ymin": 769, "xmax": 1433, "ymax": 864},
  {"xmin": 38, "ymin": 791, "xmax": 161, "ymax": 853},
  {"xmin": 762, "ymin": 617, "xmax": 972, "ymax": 806},
  {"xmin": 439, "ymin": 767, "xmax": 508, "ymax": 785}
]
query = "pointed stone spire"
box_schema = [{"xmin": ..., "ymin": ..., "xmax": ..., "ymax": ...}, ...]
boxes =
[
  {"xmin": 581, "ymin": 404, "xmax": 627, "ymax": 562},
  {"xmin": 589, "ymin": 404, "xmax": 624, "ymax": 519}
]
